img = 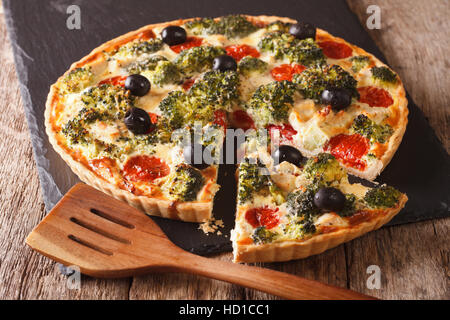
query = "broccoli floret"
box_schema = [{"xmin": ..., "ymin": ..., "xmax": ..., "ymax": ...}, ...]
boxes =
[
  {"xmin": 286, "ymin": 187, "xmax": 320, "ymax": 218},
  {"xmin": 268, "ymin": 183, "xmax": 286, "ymax": 205},
  {"xmin": 149, "ymin": 61, "xmax": 182, "ymax": 87},
  {"xmin": 116, "ymin": 39, "xmax": 163, "ymax": 57},
  {"xmin": 162, "ymin": 164, "xmax": 205, "ymax": 201},
  {"xmin": 246, "ymin": 80, "xmax": 296, "ymax": 126},
  {"xmin": 158, "ymin": 94, "xmax": 207, "ymax": 132},
  {"xmin": 127, "ymin": 56, "xmax": 182, "ymax": 87},
  {"xmin": 80, "ymin": 84, "xmax": 134, "ymax": 116},
  {"xmin": 216, "ymin": 15, "xmax": 260, "ymax": 38},
  {"xmin": 127, "ymin": 55, "xmax": 168, "ymax": 74},
  {"xmin": 252, "ymin": 227, "xmax": 277, "ymax": 244},
  {"xmin": 184, "ymin": 17, "xmax": 218, "ymax": 35},
  {"xmin": 302, "ymin": 218, "xmax": 317, "ymax": 234},
  {"xmin": 61, "ymin": 67, "xmax": 94, "ymax": 93},
  {"xmin": 303, "ymin": 153, "xmax": 346, "ymax": 184},
  {"xmin": 364, "ymin": 185, "xmax": 402, "ymax": 209},
  {"xmin": 238, "ymin": 56, "xmax": 268, "ymax": 76},
  {"xmin": 350, "ymin": 114, "xmax": 393, "ymax": 144},
  {"xmin": 174, "ymin": 46, "xmax": 226, "ymax": 76},
  {"xmin": 125, "ymin": 127, "xmax": 168, "ymax": 149},
  {"xmin": 285, "ymin": 186, "xmax": 321, "ymax": 238},
  {"xmin": 371, "ymin": 66, "xmax": 398, "ymax": 86},
  {"xmin": 62, "ymin": 85, "xmax": 134, "ymax": 144},
  {"xmin": 293, "ymin": 64, "xmax": 358, "ymax": 102},
  {"xmin": 62, "ymin": 108, "xmax": 102, "ymax": 145},
  {"xmin": 338, "ymin": 194, "xmax": 357, "ymax": 217},
  {"xmin": 238, "ymin": 158, "xmax": 284, "ymax": 204},
  {"xmin": 288, "ymin": 38, "xmax": 325, "ymax": 66},
  {"xmin": 350, "ymin": 55, "xmax": 370, "ymax": 73},
  {"xmin": 258, "ymin": 32, "xmax": 325, "ymax": 66},
  {"xmin": 62, "ymin": 84, "xmax": 172, "ymax": 157},
  {"xmin": 189, "ymin": 70, "xmax": 240, "ymax": 108},
  {"xmin": 184, "ymin": 15, "xmax": 259, "ymax": 38},
  {"xmin": 157, "ymin": 90, "xmax": 190, "ymax": 130},
  {"xmin": 157, "ymin": 71, "xmax": 239, "ymax": 129},
  {"xmin": 265, "ymin": 21, "xmax": 291, "ymax": 32},
  {"xmin": 283, "ymin": 217, "xmax": 317, "ymax": 239},
  {"xmin": 258, "ymin": 32, "xmax": 291, "ymax": 59},
  {"xmin": 238, "ymin": 158, "xmax": 270, "ymax": 203}
]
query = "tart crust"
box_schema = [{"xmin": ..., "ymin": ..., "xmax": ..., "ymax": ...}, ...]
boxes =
[{"xmin": 233, "ymin": 194, "xmax": 408, "ymax": 263}]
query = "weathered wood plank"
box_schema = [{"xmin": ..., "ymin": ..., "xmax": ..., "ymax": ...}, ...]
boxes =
[
  {"xmin": 0, "ymin": 3, "xmax": 131, "ymax": 300},
  {"xmin": 344, "ymin": 219, "xmax": 449, "ymax": 299},
  {"xmin": 346, "ymin": 0, "xmax": 450, "ymax": 300},
  {"xmin": 244, "ymin": 246, "xmax": 348, "ymax": 300}
]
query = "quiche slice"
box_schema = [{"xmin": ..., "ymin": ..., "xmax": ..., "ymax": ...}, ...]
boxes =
[
  {"xmin": 45, "ymin": 14, "xmax": 408, "ymax": 225},
  {"xmin": 232, "ymin": 153, "xmax": 408, "ymax": 263}
]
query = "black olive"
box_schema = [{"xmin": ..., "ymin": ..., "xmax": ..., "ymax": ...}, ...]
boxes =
[
  {"xmin": 273, "ymin": 145, "xmax": 304, "ymax": 167},
  {"xmin": 212, "ymin": 55, "xmax": 237, "ymax": 72},
  {"xmin": 124, "ymin": 107, "xmax": 155, "ymax": 135},
  {"xmin": 289, "ymin": 22, "xmax": 316, "ymax": 40},
  {"xmin": 321, "ymin": 87, "xmax": 352, "ymax": 111},
  {"xmin": 161, "ymin": 26, "xmax": 187, "ymax": 46},
  {"xmin": 183, "ymin": 143, "xmax": 210, "ymax": 170},
  {"xmin": 125, "ymin": 74, "xmax": 151, "ymax": 96},
  {"xmin": 313, "ymin": 187, "xmax": 346, "ymax": 211}
]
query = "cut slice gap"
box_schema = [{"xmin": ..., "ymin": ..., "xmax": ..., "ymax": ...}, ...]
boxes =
[{"xmin": 201, "ymin": 137, "xmax": 239, "ymax": 235}]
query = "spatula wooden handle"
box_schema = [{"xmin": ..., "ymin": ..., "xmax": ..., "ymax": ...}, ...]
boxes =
[{"xmin": 169, "ymin": 252, "xmax": 376, "ymax": 300}]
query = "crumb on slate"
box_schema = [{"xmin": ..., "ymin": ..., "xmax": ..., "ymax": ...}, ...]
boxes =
[{"xmin": 199, "ymin": 218, "xmax": 224, "ymax": 235}]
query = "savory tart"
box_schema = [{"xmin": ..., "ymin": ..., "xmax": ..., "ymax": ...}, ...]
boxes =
[
  {"xmin": 232, "ymin": 148, "xmax": 407, "ymax": 263},
  {"xmin": 46, "ymin": 15, "xmax": 408, "ymax": 261}
]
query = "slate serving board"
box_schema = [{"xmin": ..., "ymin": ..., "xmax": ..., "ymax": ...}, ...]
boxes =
[{"xmin": 4, "ymin": 0, "xmax": 449, "ymax": 255}]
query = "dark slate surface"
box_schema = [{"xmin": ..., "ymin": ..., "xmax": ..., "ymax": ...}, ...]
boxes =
[{"xmin": 4, "ymin": 0, "xmax": 449, "ymax": 255}]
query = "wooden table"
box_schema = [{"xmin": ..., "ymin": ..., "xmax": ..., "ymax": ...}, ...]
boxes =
[{"xmin": 0, "ymin": 0, "xmax": 448, "ymax": 299}]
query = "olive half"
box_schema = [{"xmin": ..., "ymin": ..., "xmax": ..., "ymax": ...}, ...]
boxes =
[
  {"xmin": 212, "ymin": 55, "xmax": 238, "ymax": 72},
  {"xmin": 321, "ymin": 87, "xmax": 352, "ymax": 111},
  {"xmin": 125, "ymin": 74, "xmax": 151, "ymax": 96},
  {"xmin": 272, "ymin": 145, "xmax": 304, "ymax": 167},
  {"xmin": 313, "ymin": 187, "xmax": 346, "ymax": 211},
  {"xmin": 161, "ymin": 26, "xmax": 187, "ymax": 46},
  {"xmin": 124, "ymin": 107, "xmax": 155, "ymax": 135}
]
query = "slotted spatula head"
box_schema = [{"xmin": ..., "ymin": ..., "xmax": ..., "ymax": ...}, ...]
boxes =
[{"xmin": 26, "ymin": 183, "xmax": 186, "ymax": 278}]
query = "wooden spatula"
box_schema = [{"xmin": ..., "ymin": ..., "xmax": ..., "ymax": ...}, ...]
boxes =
[{"xmin": 26, "ymin": 183, "xmax": 376, "ymax": 300}]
